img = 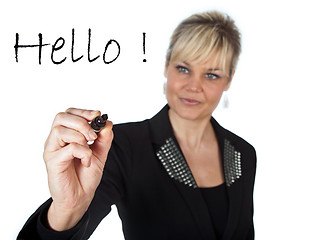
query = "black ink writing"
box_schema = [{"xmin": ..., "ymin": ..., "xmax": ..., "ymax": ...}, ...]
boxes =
[
  {"xmin": 103, "ymin": 40, "xmax": 121, "ymax": 64},
  {"xmin": 87, "ymin": 28, "xmax": 100, "ymax": 63},
  {"xmin": 143, "ymin": 32, "xmax": 146, "ymax": 62},
  {"xmin": 51, "ymin": 37, "xmax": 66, "ymax": 64},
  {"xmin": 14, "ymin": 33, "xmax": 50, "ymax": 64},
  {"xmin": 71, "ymin": 28, "xmax": 83, "ymax": 62},
  {"xmin": 14, "ymin": 29, "xmax": 121, "ymax": 65}
]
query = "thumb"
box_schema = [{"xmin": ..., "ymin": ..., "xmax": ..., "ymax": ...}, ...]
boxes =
[{"xmin": 91, "ymin": 120, "xmax": 114, "ymax": 164}]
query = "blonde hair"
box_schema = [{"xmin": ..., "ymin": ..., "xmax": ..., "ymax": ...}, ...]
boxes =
[{"xmin": 166, "ymin": 10, "xmax": 241, "ymax": 76}]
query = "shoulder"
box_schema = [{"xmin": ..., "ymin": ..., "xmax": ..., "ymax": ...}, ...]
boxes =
[
  {"xmin": 211, "ymin": 117, "xmax": 256, "ymax": 157},
  {"xmin": 225, "ymin": 127, "xmax": 255, "ymax": 154},
  {"xmin": 113, "ymin": 120, "xmax": 149, "ymax": 138},
  {"xmin": 110, "ymin": 120, "xmax": 152, "ymax": 149}
]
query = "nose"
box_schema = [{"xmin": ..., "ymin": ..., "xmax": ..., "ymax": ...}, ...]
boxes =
[{"xmin": 186, "ymin": 75, "xmax": 202, "ymax": 93}]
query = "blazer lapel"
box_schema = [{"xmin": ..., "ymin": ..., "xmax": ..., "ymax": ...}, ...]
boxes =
[
  {"xmin": 211, "ymin": 118, "xmax": 244, "ymax": 239},
  {"xmin": 223, "ymin": 180, "xmax": 243, "ymax": 239}
]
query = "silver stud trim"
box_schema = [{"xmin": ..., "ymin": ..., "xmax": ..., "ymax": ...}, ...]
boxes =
[
  {"xmin": 223, "ymin": 139, "xmax": 242, "ymax": 187},
  {"xmin": 156, "ymin": 138, "xmax": 198, "ymax": 188}
]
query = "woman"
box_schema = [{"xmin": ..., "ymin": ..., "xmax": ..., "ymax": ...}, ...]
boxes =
[{"xmin": 18, "ymin": 10, "xmax": 256, "ymax": 240}]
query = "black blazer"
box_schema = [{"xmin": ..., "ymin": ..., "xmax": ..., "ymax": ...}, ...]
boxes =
[{"xmin": 18, "ymin": 105, "xmax": 256, "ymax": 240}]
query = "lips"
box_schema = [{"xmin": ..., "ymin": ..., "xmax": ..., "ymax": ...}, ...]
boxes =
[{"xmin": 180, "ymin": 97, "xmax": 201, "ymax": 106}]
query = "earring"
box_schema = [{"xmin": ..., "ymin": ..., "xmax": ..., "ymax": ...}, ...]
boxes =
[{"xmin": 223, "ymin": 93, "xmax": 229, "ymax": 109}]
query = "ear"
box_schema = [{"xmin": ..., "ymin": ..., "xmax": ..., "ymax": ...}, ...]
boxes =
[{"xmin": 224, "ymin": 70, "xmax": 235, "ymax": 91}]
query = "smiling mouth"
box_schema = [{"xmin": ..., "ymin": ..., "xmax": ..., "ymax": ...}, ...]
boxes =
[{"xmin": 180, "ymin": 98, "xmax": 201, "ymax": 106}]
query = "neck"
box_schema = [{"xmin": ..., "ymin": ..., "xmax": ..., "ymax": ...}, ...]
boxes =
[{"xmin": 168, "ymin": 109, "xmax": 215, "ymax": 149}]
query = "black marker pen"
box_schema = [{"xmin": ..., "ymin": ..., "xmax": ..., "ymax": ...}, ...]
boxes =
[
  {"xmin": 90, "ymin": 114, "xmax": 108, "ymax": 133},
  {"xmin": 88, "ymin": 114, "xmax": 108, "ymax": 145}
]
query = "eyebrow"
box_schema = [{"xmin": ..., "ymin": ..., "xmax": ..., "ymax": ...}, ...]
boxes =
[
  {"xmin": 207, "ymin": 68, "xmax": 224, "ymax": 72},
  {"xmin": 179, "ymin": 61, "xmax": 226, "ymax": 73}
]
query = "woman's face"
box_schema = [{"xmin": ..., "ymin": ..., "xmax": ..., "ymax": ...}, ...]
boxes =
[{"xmin": 164, "ymin": 56, "xmax": 234, "ymax": 122}]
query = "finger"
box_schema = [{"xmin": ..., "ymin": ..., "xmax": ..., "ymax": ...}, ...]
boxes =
[
  {"xmin": 45, "ymin": 125, "xmax": 89, "ymax": 152},
  {"xmin": 45, "ymin": 143, "xmax": 93, "ymax": 169},
  {"xmin": 52, "ymin": 112, "xmax": 98, "ymax": 142},
  {"xmin": 65, "ymin": 108, "xmax": 101, "ymax": 121},
  {"xmin": 96, "ymin": 120, "xmax": 113, "ymax": 142},
  {"xmin": 91, "ymin": 121, "xmax": 114, "ymax": 163}
]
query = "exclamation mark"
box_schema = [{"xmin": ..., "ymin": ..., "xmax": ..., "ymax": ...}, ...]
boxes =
[{"xmin": 143, "ymin": 32, "xmax": 147, "ymax": 62}]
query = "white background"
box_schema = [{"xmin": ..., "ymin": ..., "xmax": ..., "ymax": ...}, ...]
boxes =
[{"xmin": 1, "ymin": 0, "xmax": 308, "ymax": 239}]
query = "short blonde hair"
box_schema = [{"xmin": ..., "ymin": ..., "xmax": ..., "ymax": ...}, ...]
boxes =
[{"xmin": 166, "ymin": 10, "xmax": 241, "ymax": 76}]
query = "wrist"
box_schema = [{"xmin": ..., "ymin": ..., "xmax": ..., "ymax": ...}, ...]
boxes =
[{"xmin": 47, "ymin": 202, "xmax": 87, "ymax": 231}]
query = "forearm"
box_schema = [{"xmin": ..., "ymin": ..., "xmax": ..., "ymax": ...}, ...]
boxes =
[{"xmin": 17, "ymin": 198, "xmax": 89, "ymax": 240}]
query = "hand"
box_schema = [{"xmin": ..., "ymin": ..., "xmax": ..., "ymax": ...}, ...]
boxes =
[{"xmin": 43, "ymin": 108, "xmax": 113, "ymax": 231}]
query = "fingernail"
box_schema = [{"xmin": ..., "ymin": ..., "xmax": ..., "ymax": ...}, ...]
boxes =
[
  {"xmin": 91, "ymin": 110, "xmax": 100, "ymax": 116},
  {"xmin": 89, "ymin": 130, "xmax": 97, "ymax": 140}
]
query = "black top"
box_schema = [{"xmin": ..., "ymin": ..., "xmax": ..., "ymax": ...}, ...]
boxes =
[
  {"xmin": 17, "ymin": 105, "xmax": 256, "ymax": 240},
  {"xmin": 200, "ymin": 183, "xmax": 229, "ymax": 239}
]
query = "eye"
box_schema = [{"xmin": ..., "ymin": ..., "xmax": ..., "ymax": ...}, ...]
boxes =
[
  {"xmin": 176, "ymin": 65, "xmax": 190, "ymax": 74},
  {"xmin": 205, "ymin": 73, "xmax": 220, "ymax": 80}
]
